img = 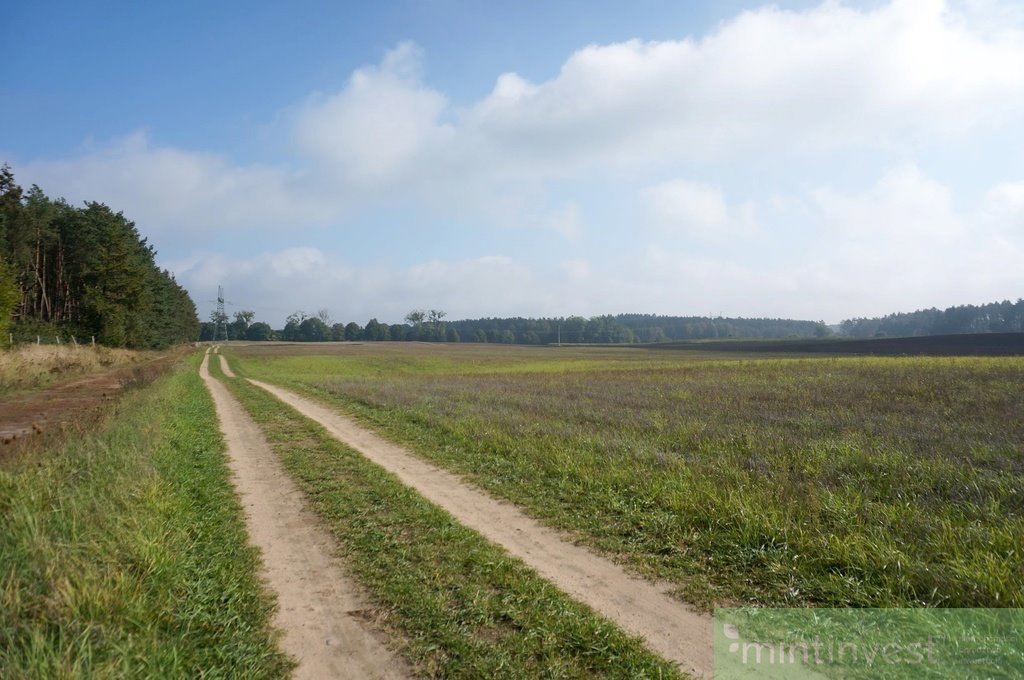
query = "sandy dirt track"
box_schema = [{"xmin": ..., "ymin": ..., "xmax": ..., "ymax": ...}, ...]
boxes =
[
  {"xmin": 249, "ymin": 377, "xmax": 714, "ymax": 678},
  {"xmin": 218, "ymin": 353, "xmax": 235, "ymax": 377},
  {"xmin": 199, "ymin": 352, "xmax": 408, "ymax": 680}
]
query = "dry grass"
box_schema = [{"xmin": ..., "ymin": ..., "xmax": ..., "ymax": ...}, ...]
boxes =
[{"xmin": 0, "ymin": 344, "xmax": 148, "ymax": 396}]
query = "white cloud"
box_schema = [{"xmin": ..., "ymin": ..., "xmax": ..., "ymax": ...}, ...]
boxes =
[
  {"xmin": 984, "ymin": 180, "xmax": 1024, "ymax": 226},
  {"xmin": 457, "ymin": 0, "xmax": 1024, "ymax": 171},
  {"xmin": 813, "ymin": 164, "xmax": 964, "ymax": 243},
  {"xmin": 276, "ymin": 0, "xmax": 1024, "ymax": 217},
  {"xmin": 165, "ymin": 161, "xmax": 1024, "ymax": 327},
  {"xmin": 292, "ymin": 43, "xmax": 453, "ymax": 188},
  {"xmin": 170, "ymin": 248, "xmax": 560, "ymax": 326},
  {"xmin": 18, "ymin": 2, "xmax": 1024, "ymax": 239},
  {"xmin": 12, "ymin": 2, "xmax": 1024, "ymax": 324},
  {"xmin": 561, "ymin": 258, "xmax": 591, "ymax": 280},
  {"xmin": 801, "ymin": 165, "xmax": 1022, "ymax": 315},
  {"xmin": 543, "ymin": 202, "xmax": 585, "ymax": 240},
  {"xmin": 641, "ymin": 179, "xmax": 756, "ymax": 239},
  {"xmin": 17, "ymin": 132, "xmax": 333, "ymax": 236}
]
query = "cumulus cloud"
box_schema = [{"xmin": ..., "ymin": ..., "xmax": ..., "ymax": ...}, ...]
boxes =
[
  {"xmin": 813, "ymin": 164, "xmax": 964, "ymax": 244},
  {"xmin": 456, "ymin": 0, "xmax": 1024, "ymax": 171},
  {"xmin": 641, "ymin": 179, "xmax": 756, "ymax": 239},
  {"xmin": 620, "ymin": 166, "xmax": 1023, "ymax": 320},
  {"xmin": 17, "ymin": 132, "xmax": 334, "ymax": 236},
  {"xmin": 18, "ymin": 1, "xmax": 1024, "ymax": 237},
  {"xmin": 12, "ymin": 1, "xmax": 1024, "ymax": 323},
  {"xmin": 292, "ymin": 42, "xmax": 453, "ymax": 188},
  {"xmin": 168, "ymin": 248, "xmax": 561, "ymax": 325},
  {"xmin": 543, "ymin": 202, "xmax": 585, "ymax": 240},
  {"xmin": 984, "ymin": 180, "xmax": 1024, "ymax": 226},
  {"xmin": 166, "ymin": 166, "xmax": 1022, "ymax": 326},
  {"xmin": 800, "ymin": 165, "xmax": 1022, "ymax": 314}
]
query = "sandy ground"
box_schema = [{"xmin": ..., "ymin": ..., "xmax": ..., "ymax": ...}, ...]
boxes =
[
  {"xmin": 249, "ymin": 377, "xmax": 715, "ymax": 678},
  {"xmin": 199, "ymin": 351, "xmax": 408, "ymax": 680},
  {"xmin": 218, "ymin": 353, "xmax": 235, "ymax": 377}
]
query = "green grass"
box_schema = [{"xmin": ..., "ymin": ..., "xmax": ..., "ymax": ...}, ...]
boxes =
[
  {"xmin": 227, "ymin": 342, "xmax": 1024, "ymax": 610},
  {"xmin": 210, "ymin": 355, "xmax": 682, "ymax": 679},
  {"xmin": 0, "ymin": 352, "xmax": 292, "ymax": 678}
]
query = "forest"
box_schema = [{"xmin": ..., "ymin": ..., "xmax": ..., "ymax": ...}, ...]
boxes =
[
  {"xmin": 838, "ymin": 299, "xmax": 1024, "ymax": 338},
  {"xmin": 0, "ymin": 166, "xmax": 198, "ymax": 348},
  {"xmin": 200, "ymin": 309, "xmax": 833, "ymax": 344},
  {"xmin": 204, "ymin": 302, "xmax": 1024, "ymax": 347}
]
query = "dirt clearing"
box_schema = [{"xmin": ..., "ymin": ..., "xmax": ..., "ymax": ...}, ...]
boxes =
[
  {"xmin": 0, "ymin": 350, "xmax": 181, "ymax": 446},
  {"xmin": 249, "ymin": 378, "xmax": 714, "ymax": 678},
  {"xmin": 199, "ymin": 352, "xmax": 408, "ymax": 680}
]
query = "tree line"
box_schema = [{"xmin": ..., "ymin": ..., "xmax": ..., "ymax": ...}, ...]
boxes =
[
  {"xmin": 447, "ymin": 314, "xmax": 833, "ymax": 344},
  {"xmin": 198, "ymin": 300, "xmax": 1024, "ymax": 347},
  {"xmin": 838, "ymin": 299, "xmax": 1024, "ymax": 338},
  {"xmin": 199, "ymin": 309, "xmax": 460, "ymax": 343},
  {"xmin": 0, "ymin": 165, "xmax": 199, "ymax": 348},
  {"xmin": 203, "ymin": 308, "xmax": 833, "ymax": 345}
]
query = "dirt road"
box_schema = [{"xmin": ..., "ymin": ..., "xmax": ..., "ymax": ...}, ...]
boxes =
[
  {"xmin": 199, "ymin": 352, "xmax": 408, "ymax": 680},
  {"xmin": 218, "ymin": 352, "xmax": 235, "ymax": 377},
  {"xmin": 249, "ymin": 377, "xmax": 714, "ymax": 678}
]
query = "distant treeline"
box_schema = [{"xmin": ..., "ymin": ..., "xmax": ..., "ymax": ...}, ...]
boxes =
[
  {"xmin": 0, "ymin": 165, "xmax": 199, "ymax": 348},
  {"xmin": 199, "ymin": 299, "xmax": 1024, "ymax": 347},
  {"xmin": 446, "ymin": 314, "xmax": 831, "ymax": 344},
  {"xmin": 838, "ymin": 299, "xmax": 1024, "ymax": 338},
  {"xmin": 202, "ymin": 308, "xmax": 832, "ymax": 344}
]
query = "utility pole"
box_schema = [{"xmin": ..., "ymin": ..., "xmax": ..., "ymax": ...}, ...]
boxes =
[{"xmin": 216, "ymin": 285, "xmax": 228, "ymax": 342}]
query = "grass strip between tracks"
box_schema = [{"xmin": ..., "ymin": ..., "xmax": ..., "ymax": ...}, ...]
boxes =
[{"xmin": 212, "ymin": 357, "xmax": 683, "ymax": 679}]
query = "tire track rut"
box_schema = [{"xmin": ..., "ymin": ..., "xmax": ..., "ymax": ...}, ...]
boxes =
[
  {"xmin": 200, "ymin": 351, "xmax": 408, "ymax": 680},
  {"xmin": 248, "ymin": 376, "xmax": 714, "ymax": 678}
]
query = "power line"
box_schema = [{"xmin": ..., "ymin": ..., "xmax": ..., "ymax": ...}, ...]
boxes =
[{"xmin": 215, "ymin": 285, "xmax": 228, "ymax": 342}]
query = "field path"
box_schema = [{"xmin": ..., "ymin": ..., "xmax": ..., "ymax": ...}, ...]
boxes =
[
  {"xmin": 218, "ymin": 352, "xmax": 235, "ymax": 377},
  {"xmin": 199, "ymin": 352, "xmax": 409, "ymax": 680},
  {"xmin": 249, "ymin": 377, "xmax": 714, "ymax": 678}
]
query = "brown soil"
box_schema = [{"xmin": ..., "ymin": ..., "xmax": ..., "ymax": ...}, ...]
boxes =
[
  {"xmin": 250, "ymin": 378, "xmax": 715, "ymax": 678},
  {"xmin": 200, "ymin": 351, "xmax": 409, "ymax": 680},
  {"xmin": 0, "ymin": 349, "xmax": 185, "ymax": 447}
]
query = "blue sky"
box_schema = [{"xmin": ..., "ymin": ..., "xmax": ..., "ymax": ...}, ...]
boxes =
[{"xmin": 4, "ymin": 0, "xmax": 1023, "ymax": 326}]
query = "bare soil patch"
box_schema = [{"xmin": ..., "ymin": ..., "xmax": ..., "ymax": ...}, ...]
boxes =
[{"xmin": 0, "ymin": 349, "xmax": 184, "ymax": 447}]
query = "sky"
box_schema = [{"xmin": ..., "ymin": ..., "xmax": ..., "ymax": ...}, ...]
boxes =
[{"xmin": 3, "ymin": 0, "xmax": 1023, "ymax": 327}]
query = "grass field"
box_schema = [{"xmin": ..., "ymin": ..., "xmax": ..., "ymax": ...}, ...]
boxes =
[
  {"xmin": 212, "ymin": 355, "xmax": 682, "ymax": 678},
  {"xmin": 0, "ymin": 352, "xmax": 292, "ymax": 677},
  {"xmin": 228, "ymin": 342, "xmax": 1024, "ymax": 610}
]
